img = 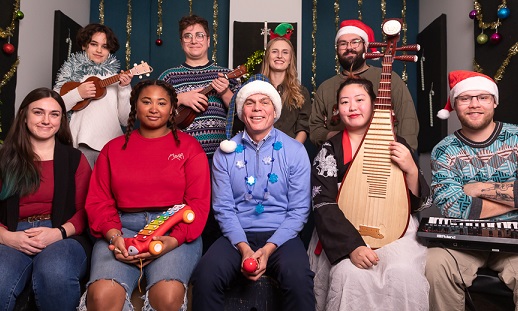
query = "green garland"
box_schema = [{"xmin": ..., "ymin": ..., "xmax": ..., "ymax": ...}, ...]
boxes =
[{"xmin": 242, "ymin": 50, "xmax": 265, "ymax": 82}]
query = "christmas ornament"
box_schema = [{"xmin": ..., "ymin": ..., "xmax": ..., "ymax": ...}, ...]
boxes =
[
  {"xmin": 2, "ymin": 39, "xmax": 15, "ymax": 55},
  {"xmin": 242, "ymin": 258, "xmax": 258, "ymax": 273},
  {"xmin": 497, "ymin": 6, "xmax": 510, "ymax": 19},
  {"xmin": 156, "ymin": 0, "xmax": 163, "ymax": 47},
  {"xmin": 155, "ymin": 38, "xmax": 163, "ymax": 46},
  {"xmin": 15, "ymin": 10, "xmax": 24, "ymax": 20},
  {"xmin": 476, "ymin": 32, "xmax": 488, "ymax": 45},
  {"xmin": 490, "ymin": 32, "xmax": 502, "ymax": 44},
  {"xmin": 469, "ymin": 9, "xmax": 477, "ymax": 19}
]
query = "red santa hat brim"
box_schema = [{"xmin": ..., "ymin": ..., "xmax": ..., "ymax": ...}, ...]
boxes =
[{"xmin": 335, "ymin": 20, "xmax": 377, "ymax": 52}]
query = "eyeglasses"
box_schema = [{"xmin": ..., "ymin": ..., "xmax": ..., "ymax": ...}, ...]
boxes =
[
  {"xmin": 455, "ymin": 94, "xmax": 494, "ymax": 106},
  {"xmin": 182, "ymin": 32, "xmax": 206, "ymax": 42},
  {"xmin": 336, "ymin": 39, "xmax": 364, "ymax": 50}
]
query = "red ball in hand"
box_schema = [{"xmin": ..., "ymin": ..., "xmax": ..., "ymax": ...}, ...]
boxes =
[
  {"xmin": 242, "ymin": 258, "xmax": 258, "ymax": 273},
  {"xmin": 2, "ymin": 43, "xmax": 15, "ymax": 55}
]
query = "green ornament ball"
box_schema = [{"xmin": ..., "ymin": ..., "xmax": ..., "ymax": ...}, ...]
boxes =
[
  {"xmin": 477, "ymin": 33, "xmax": 488, "ymax": 44},
  {"xmin": 15, "ymin": 10, "xmax": 24, "ymax": 20}
]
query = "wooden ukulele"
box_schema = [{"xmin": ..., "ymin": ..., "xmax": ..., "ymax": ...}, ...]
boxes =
[
  {"xmin": 174, "ymin": 64, "xmax": 247, "ymax": 129},
  {"xmin": 337, "ymin": 19, "xmax": 420, "ymax": 249},
  {"xmin": 60, "ymin": 61, "xmax": 153, "ymax": 111}
]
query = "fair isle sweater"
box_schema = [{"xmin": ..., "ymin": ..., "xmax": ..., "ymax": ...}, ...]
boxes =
[
  {"xmin": 53, "ymin": 52, "xmax": 131, "ymax": 151},
  {"xmin": 431, "ymin": 121, "xmax": 518, "ymax": 221},
  {"xmin": 159, "ymin": 61, "xmax": 239, "ymax": 157}
]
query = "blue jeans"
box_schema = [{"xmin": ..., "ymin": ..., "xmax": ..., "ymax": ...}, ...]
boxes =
[
  {"xmin": 0, "ymin": 220, "xmax": 87, "ymax": 311},
  {"xmin": 83, "ymin": 211, "xmax": 202, "ymax": 310}
]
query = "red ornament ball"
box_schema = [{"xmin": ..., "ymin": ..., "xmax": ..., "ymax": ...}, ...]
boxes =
[
  {"xmin": 155, "ymin": 38, "xmax": 163, "ymax": 46},
  {"xmin": 469, "ymin": 9, "xmax": 477, "ymax": 19},
  {"xmin": 490, "ymin": 33, "xmax": 502, "ymax": 45},
  {"xmin": 2, "ymin": 43, "xmax": 15, "ymax": 55},
  {"xmin": 242, "ymin": 258, "xmax": 258, "ymax": 273}
]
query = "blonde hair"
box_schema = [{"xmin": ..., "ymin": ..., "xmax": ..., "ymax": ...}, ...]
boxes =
[{"xmin": 261, "ymin": 37, "xmax": 305, "ymax": 110}]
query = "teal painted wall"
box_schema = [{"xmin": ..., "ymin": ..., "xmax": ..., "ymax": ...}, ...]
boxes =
[{"xmin": 89, "ymin": 0, "xmax": 418, "ymax": 101}]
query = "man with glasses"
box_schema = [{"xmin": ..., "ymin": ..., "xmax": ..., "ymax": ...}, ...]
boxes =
[
  {"xmin": 309, "ymin": 19, "xmax": 419, "ymax": 151},
  {"xmin": 427, "ymin": 70, "xmax": 518, "ymax": 311},
  {"xmin": 159, "ymin": 15, "xmax": 240, "ymax": 252}
]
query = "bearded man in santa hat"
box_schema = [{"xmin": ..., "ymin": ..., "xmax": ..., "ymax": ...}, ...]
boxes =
[
  {"xmin": 427, "ymin": 70, "xmax": 518, "ymax": 311},
  {"xmin": 309, "ymin": 19, "xmax": 419, "ymax": 151}
]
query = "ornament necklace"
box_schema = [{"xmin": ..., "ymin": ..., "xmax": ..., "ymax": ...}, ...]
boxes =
[{"xmin": 236, "ymin": 136, "xmax": 283, "ymax": 214}]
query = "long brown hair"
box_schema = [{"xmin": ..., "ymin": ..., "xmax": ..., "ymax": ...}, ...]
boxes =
[
  {"xmin": 0, "ymin": 88, "xmax": 72, "ymax": 199},
  {"xmin": 261, "ymin": 37, "xmax": 305, "ymax": 110},
  {"xmin": 123, "ymin": 80, "xmax": 180, "ymax": 149}
]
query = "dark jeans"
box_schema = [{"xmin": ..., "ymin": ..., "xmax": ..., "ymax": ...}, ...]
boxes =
[{"xmin": 191, "ymin": 232, "xmax": 315, "ymax": 311}]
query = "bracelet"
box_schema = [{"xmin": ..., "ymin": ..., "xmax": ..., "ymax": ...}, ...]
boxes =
[
  {"xmin": 108, "ymin": 233, "xmax": 122, "ymax": 245},
  {"xmin": 58, "ymin": 226, "xmax": 67, "ymax": 239}
]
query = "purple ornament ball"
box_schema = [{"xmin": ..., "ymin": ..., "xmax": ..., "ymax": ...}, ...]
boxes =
[
  {"xmin": 469, "ymin": 9, "xmax": 477, "ymax": 19},
  {"xmin": 490, "ymin": 33, "xmax": 502, "ymax": 45}
]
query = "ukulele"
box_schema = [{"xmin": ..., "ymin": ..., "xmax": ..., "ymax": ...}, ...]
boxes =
[
  {"xmin": 337, "ymin": 19, "xmax": 420, "ymax": 249},
  {"xmin": 60, "ymin": 61, "xmax": 153, "ymax": 111},
  {"xmin": 174, "ymin": 64, "xmax": 247, "ymax": 129}
]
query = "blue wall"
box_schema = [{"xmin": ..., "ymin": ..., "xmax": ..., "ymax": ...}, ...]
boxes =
[{"xmin": 90, "ymin": 0, "xmax": 418, "ymax": 101}]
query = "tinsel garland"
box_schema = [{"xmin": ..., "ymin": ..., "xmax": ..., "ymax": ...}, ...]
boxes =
[
  {"xmin": 311, "ymin": 0, "xmax": 317, "ymax": 97},
  {"xmin": 157, "ymin": 0, "xmax": 163, "ymax": 38},
  {"xmin": 99, "ymin": 0, "xmax": 105, "ymax": 24},
  {"xmin": 401, "ymin": 0, "xmax": 408, "ymax": 83},
  {"xmin": 0, "ymin": 0, "xmax": 20, "ymax": 38},
  {"xmin": 211, "ymin": 0, "xmax": 218, "ymax": 62},
  {"xmin": 474, "ymin": 0, "xmax": 506, "ymax": 30},
  {"xmin": 125, "ymin": 0, "xmax": 132, "ymax": 70},
  {"xmin": 0, "ymin": 58, "xmax": 20, "ymax": 135},
  {"xmin": 243, "ymin": 50, "xmax": 264, "ymax": 82},
  {"xmin": 358, "ymin": 0, "xmax": 363, "ymax": 20},
  {"xmin": 380, "ymin": 0, "xmax": 387, "ymax": 42},
  {"xmin": 189, "ymin": 0, "xmax": 193, "ymax": 15},
  {"xmin": 334, "ymin": 0, "xmax": 340, "ymax": 74},
  {"xmin": 474, "ymin": 41, "xmax": 518, "ymax": 83}
]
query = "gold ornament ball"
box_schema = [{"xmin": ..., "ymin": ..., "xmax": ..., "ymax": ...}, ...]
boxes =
[
  {"xmin": 477, "ymin": 33, "xmax": 488, "ymax": 45},
  {"xmin": 16, "ymin": 10, "xmax": 24, "ymax": 20}
]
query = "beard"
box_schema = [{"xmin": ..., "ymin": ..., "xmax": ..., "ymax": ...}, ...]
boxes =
[
  {"xmin": 338, "ymin": 45, "xmax": 366, "ymax": 72},
  {"xmin": 457, "ymin": 109, "xmax": 494, "ymax": 132}
]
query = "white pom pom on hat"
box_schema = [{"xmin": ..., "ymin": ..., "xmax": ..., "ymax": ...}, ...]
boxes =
[{"xmin": 437, "ymin": 70, "xmax": 499, "ymax": 119}]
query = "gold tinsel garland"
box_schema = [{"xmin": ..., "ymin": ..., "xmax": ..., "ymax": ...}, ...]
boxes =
[
  {"xmin": 380, "ymin": 0, "xmax": 387, "ymax": 42},
  {"xmin": 211, "ymin": 0, "xmax": 218, "ymax": 62},
  {"xmin": 99, "ymin": 0, "xmax": 105, "ymax": 24},
  {"xmin": 0, "ymin": 0, "xmax": 20, "ymax": 38},
  {"xmin": 157, "ymin": 0, "xmax": 163, "ymax": 39},
  {"xmin": 474, "ymin": 0, "xmax": 506, "ymax": 30},
  {"xmin": 0, "ymin": 58, "xmax": 20, "ymax": 134},
  {"xmin": 358, "ymin": 0, "xmax": 363, "ymax": 20},
  {"xmin": 242, "ymin": 50, "xmax": 264, "ymax": 82},
  {"xmin": 189, "ymin": 0, "xmax": 193, "ymax": 15},
  {"xmin": 125, "ymin": 0, "xmax": 132, "ymax": 70},
  {"xmin": 311, "ymin": 0, "xmax": 317, "ymax": 97},
  {"xmin": 474, "ymin": 41, "xmax": 518, "ymax": 83},
  {"xmin": 334, "ymin": 0, "xmax": 340, "ymax": 74}
]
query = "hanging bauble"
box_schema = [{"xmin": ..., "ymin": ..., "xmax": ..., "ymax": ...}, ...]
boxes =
[
  {"xmin": 15, "ymin": 10, "xmax": 24, "ymax": 20},
  {"xmin": 497, "ymin": 7, "xmax": 510, "ymax": 19},
  {"xmin": 469, "ymin": 10, "xmax": 477, "ymax": 19},
  {"xmin": 490, "ymin": 32, "xmax": 502, "ymax": 44},
  {"xmin": 477, "ymin": 33, "xmax": 488, "ymax": 44},
  {"xmin": 155, "ymin": 38, "xmax": 163, "ymax": 46},
  {"xmin": 2, "ymin": 42, "xmax": 15, "ymax": 54}
]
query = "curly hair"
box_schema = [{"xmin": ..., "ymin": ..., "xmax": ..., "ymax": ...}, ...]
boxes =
[
  {"xmin": 122, "ymin": 80, "xmax": 180, "ymax": 149},
  {"xmin": 76, "ymin": 23, "xmax": 120, "ymax": 53},
  {"xmin": 0, "ymin": 88, "xmax": 72, "ymax": 199},
  {"xmin": 261, "ymin": 37, "xmax": 305, "ymax": 110},
  {"xmin": 178, "ymin": 15, "xmax": 209, "ymax": 38}
]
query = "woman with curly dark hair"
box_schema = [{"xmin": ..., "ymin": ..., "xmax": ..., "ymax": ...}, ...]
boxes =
[
  {"xmin": 0, "ymin": 87, "xmax": 92, "ymax": 311},
  {"xmin": 79, "ymin": 80, "xmax": 210, "ymax": 311}
]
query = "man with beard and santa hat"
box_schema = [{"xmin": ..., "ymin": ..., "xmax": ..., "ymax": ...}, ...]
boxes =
[
  {"xmin": 427, "ymin": 70, "xmax": 518, "ymax": 311},
  {"xmin": 309, "ymin": 20, "xmax": 419, "ymax": 151}
]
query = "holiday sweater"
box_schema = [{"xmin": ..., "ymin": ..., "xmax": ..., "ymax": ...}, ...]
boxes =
[
  {"xmin": 85, "ymin": 130, "xmax": 210, "ymax": 246},
  {"xmin": 212, "ymin": 128, "xmax": 311, "ymax": 247},
  {"xmin": 309, "ymin": 66, "xmax": 419, "ymax": 150},
  {"xmin": 431, "ymin": 121, "xmax": 518, "ymax": 221},
  {"xmin": 54, "ymin": 52, "xmax": 131, "ymax": 151},
  {"xmin": 311, "ymin": 132, "xmax": 429, "ymax": 264},
  {"xmin": 159, "ymin": 61, "xmax": 239, "ymax": 157}
]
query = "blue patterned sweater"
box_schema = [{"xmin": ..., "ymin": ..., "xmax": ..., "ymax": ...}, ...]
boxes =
[
  {"xmin": 431, "ymin": 121, "xmax": 518, "ymax": 221},
  {"xmin": 159, "ymin": 61, "xmax": 239, "ymax": 157}
]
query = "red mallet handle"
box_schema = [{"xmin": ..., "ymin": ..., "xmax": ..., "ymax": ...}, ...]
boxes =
[{"xmin": 242, "ymin": 258, "xmax": 258, "ymax": 273}]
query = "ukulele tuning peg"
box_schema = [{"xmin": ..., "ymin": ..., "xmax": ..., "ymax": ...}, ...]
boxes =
[
  {"xmin": 146, "ymin": 73, "xmax": 150, "ymax": 77},
  {"xmin": 139, "ymin": 75, "xmax": 143, "ymax": 79},
  {"xmin": 133, "ymin": 63, "xmax": 137, "ymax": 67}
]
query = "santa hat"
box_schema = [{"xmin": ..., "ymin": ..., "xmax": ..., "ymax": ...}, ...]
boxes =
[
  {"xmin": 335, "ymin": 19, "xmax": 377, "ymax": 52},
  {"xmin": 234, "ymin": 74, "xmax": 282, "ymax": 122},
  {"xmin": 437, "ymin": 70, "xmax": 499, "ymax": 119}
]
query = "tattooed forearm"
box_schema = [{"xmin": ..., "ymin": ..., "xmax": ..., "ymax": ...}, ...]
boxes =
[{"xmin": 479, "ymin": 182, "xmax": 514, "ymax": 204}]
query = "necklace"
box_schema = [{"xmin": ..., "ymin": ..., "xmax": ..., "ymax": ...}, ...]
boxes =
[{"xmin": 236, "ymin": 138, "xmax": 283, "ymax": 214}]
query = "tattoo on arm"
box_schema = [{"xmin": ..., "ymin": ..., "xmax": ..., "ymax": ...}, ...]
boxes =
[{"xmin": 479, "ymin": 183, "xmax": 514, "ymax": 203}]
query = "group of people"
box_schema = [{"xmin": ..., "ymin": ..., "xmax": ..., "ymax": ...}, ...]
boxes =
[{"xmin": 0, "ymin": 14, "xmax": 516, "ymax": 311}]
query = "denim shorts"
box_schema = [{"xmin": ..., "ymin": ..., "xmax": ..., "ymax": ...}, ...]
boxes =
[{"xmin": 87, "ymin": 211, "xmax": 202, "ymax": 293}]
